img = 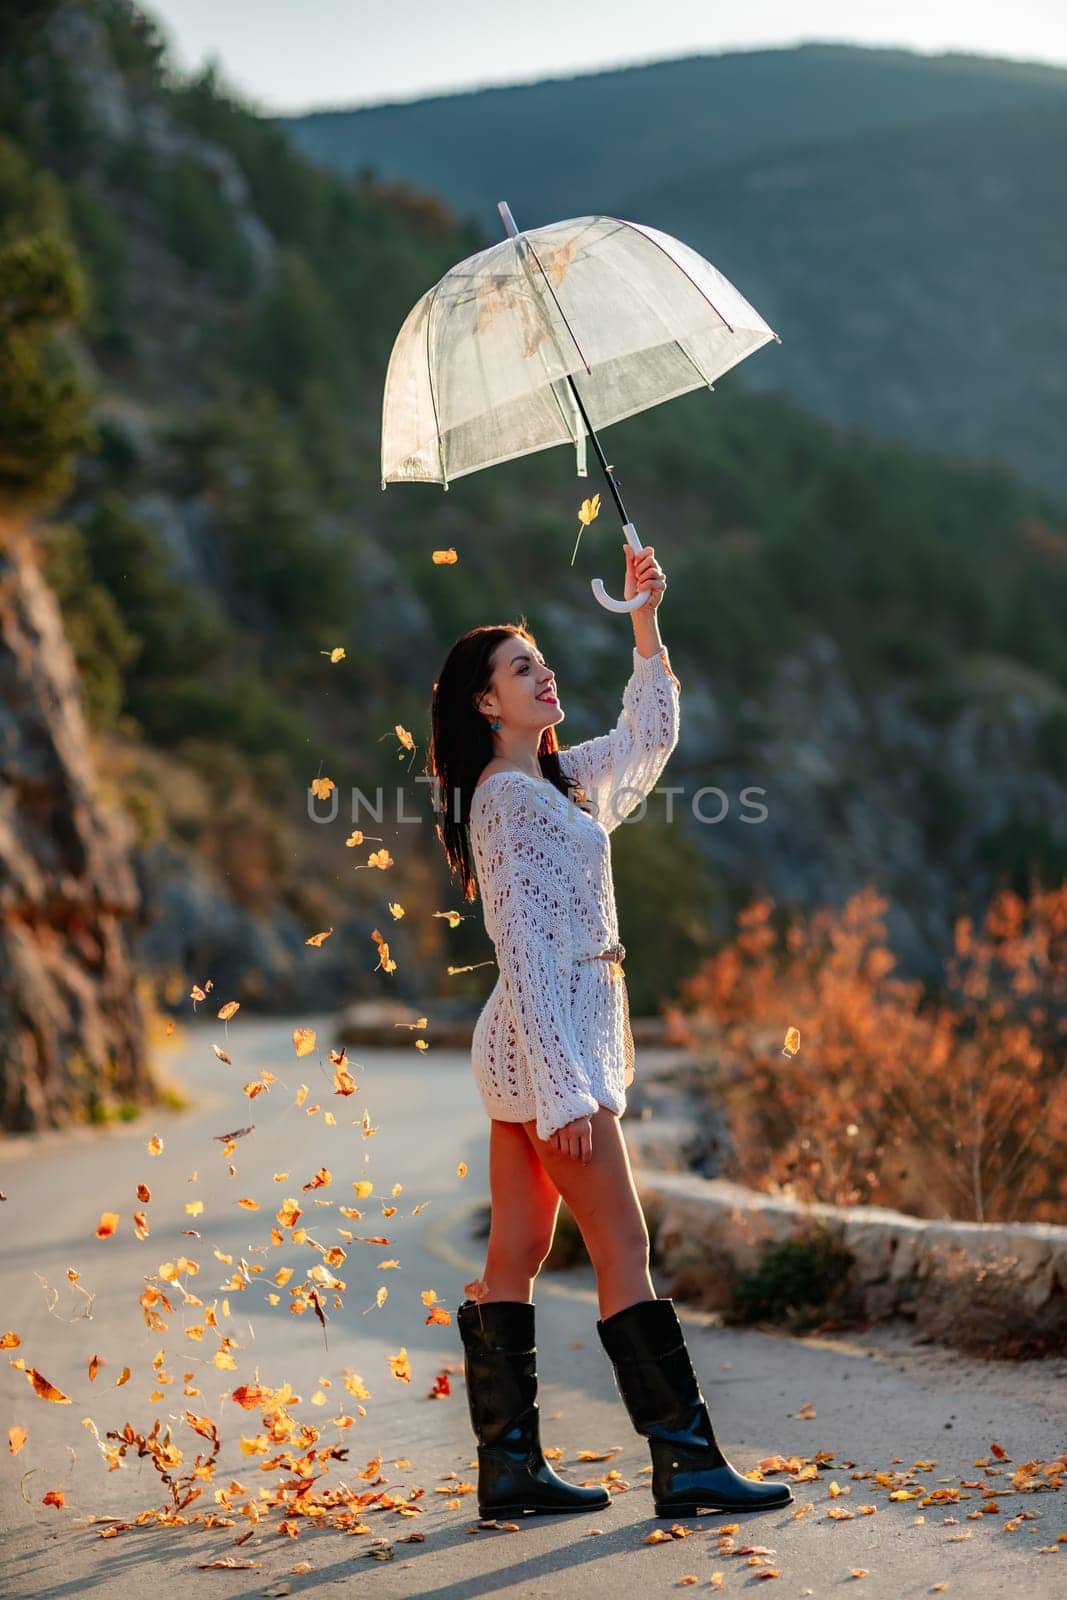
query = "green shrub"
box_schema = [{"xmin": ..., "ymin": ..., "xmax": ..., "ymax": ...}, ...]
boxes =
[{"xmin": 725, "ymin": 1222, "xmax": 864, "ymax": 1333}]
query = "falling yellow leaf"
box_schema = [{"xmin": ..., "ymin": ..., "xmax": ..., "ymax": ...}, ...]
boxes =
[
  {"xmin": 333, "ymin": 1054, "xmax": 356, "ymax": 1095},
  {"xmin": 0, "ymin": 1333, "xmax": 20, "ymax": 1349},
  {"xmin": 184, "ymin": 1201, "xmax": 204, "ymax": 1218},
  {"xmin": 146, "ymin": 1136, "xmax": 164, "ymax": 1156},
  {"xmin": 217, "ymin": 1000, "xmax": 240, "ymax": 1021},
  {"xmin": 388, "ymin": 1349, "xmax": 411, "ymax": 1383},
  {"xmin": 8, "ymin": 1426, "xmax": 27, "ymax": 1455},
  {"xmin": 310, "ymin": 776, "xmax": 335, "ymax": 800},
  {"xmin": 293, "ymin": 1028, "xmax": 316, "ymax": 1058},
  {"xmin": 328, "ymin": 646, "xmax": 346, "ymax": 663},
  {"xmin": 578, "ymin": 493, "xmax": 601, "ymax": 526},
  {"xmin": 305, "ymin": 929, "xmax": 333, "ymax": 947},
  {"xmin": 96, "ymin": 1212, "xmax": 119, "ymax": 1239},
  {"xmin": 782, "ymin": 1026, "xmax": 801, "ymax": 1057},
  {"xmin": 432, "ymin": 548, "xmax": 458, "ymax": 564}
]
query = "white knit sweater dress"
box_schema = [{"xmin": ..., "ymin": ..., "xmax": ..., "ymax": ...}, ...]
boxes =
[{"xmin": 468, "ymin": 645, "xmax": 682, "ymax": 1141}]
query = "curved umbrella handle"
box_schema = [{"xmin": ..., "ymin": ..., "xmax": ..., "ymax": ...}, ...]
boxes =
[{"xmin": 591, "ymin": 522, "xmax": 652, "ymax": 612}]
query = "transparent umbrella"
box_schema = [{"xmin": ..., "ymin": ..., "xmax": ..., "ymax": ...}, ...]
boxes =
[{"xmin": 381, "ymin": 202, "xmax": 779, "ymax": 611}]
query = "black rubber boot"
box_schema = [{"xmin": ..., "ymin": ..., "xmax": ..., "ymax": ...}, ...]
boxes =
[
  {"xmin": 457, "ymin": 1297, "xmax": 612, "ymax": 1518},
  {"xmin": 597, "ymin": 1296, "xmax": 794, "ymax": 1517}
]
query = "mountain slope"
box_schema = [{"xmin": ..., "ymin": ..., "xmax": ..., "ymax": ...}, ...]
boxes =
[
  {"xmin": 282, "ymin": 43, "xmax": 1067, "ymax": 231},
  {"xmin": 616, "ymin": 94, "xmax": 1067, "ymax": 493}
]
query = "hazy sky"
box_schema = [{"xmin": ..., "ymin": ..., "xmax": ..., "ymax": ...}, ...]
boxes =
[{"xmin": 144, "ymin": 0, "xmax": 1067, "ymax": 115}]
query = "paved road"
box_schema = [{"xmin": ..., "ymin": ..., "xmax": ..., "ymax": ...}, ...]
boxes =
[{"xmin": 1, "ymin": 1013, "xmax": 1064, "ymax": 1598}]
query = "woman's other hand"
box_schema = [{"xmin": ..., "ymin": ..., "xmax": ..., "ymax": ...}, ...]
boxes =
[
  {"xmin": 623, "ymin": 543, "xmax": 667, "ymax": 609},
  {"xmin": 551, "ymin": 1114, "xmax": 593, "ymax": 1164}
]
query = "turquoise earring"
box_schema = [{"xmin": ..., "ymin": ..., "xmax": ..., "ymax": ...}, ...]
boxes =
[{"xmin": 490, "ymin": 719, "xmax": 501, "ymax": 731}]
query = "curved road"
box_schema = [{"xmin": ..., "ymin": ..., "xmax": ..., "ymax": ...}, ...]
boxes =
[{"xmin": 0, "ymin": 1013, "xmax": 1064, "ymax": 1597}]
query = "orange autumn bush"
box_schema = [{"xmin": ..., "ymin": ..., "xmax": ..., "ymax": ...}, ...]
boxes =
[{"xmin": 663, "ymin": 884, "xmax": 1067, "ymax": 1224}]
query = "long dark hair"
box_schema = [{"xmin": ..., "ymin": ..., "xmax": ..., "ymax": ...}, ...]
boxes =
[{"xmin": 425, "ymin": 619, "xmax": 592, "ymax": 903}]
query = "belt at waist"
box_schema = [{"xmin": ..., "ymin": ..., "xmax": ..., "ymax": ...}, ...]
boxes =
[
  {"xmin": 574, "ymin": 942, "xmax": 634, "ymax": 1088},
  {"xmin": 575, "ymin": 941, "xmax": 626, "ymax": 964}
]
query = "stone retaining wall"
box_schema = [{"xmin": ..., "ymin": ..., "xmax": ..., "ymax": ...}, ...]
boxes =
[{"xmin": 631, "ymin": 1168, "xmax": 1067, "ymax": 1356}]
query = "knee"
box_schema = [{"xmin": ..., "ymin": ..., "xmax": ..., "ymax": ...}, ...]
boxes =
[
  {"xmin": 486, "ymin": 1235, "xmax": 552, "ymax": 1280},
  {"xmin": 625, "ymin": 1222, "xmax": 652, "ymax": 1265},
  {"xmin": 587, "ymin": 1216, "xmax": 650, "ymax": 1269}
]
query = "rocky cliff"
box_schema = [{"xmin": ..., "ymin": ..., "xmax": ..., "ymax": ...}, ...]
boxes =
[{"xmin": 0, "ymin": 519, "xmax": 151, "ymax": 1129}]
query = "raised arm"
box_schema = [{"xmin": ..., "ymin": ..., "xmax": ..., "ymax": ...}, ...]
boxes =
[
  {"xmin": 475, "ymin": 776, "xmax": 600, "ymax": 1142},
  {"xmin": 560, "ymin": 645, "xmax": 681, "ymax": 835}
]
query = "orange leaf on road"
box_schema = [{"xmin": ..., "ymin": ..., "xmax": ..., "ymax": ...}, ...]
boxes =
[{"xmin": 11, "ymin": 1362, "xmax": 73, "ymax": 1403}]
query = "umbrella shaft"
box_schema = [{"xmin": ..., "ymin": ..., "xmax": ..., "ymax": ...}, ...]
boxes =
[
  {"xmin": 564, "ymin": 372, "xmax": 630, "ymax": 526},
  {"xmin": 498, "ymin": 201, "xmax": 631, "ymax": 529}
]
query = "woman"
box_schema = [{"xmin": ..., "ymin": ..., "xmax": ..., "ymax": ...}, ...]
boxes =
[{"xmin": 425, "ymin": 542, "xmax": 792, "ymax": 1522}]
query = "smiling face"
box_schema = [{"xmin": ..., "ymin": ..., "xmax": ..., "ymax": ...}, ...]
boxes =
[{"xmin": 477, "ymin": 634, "xmax": 563, "ymax": 734}]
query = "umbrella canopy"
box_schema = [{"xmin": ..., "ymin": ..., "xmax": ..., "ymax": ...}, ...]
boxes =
[{"xmin": 380, "ymin": 213, "xmax": 778, "ymax": 490}]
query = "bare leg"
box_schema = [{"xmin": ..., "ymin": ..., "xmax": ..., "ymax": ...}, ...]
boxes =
[
  {"xmin": 481, "ymin": 1118, "xmax": 563, "ymax": 1303},
  {"xmin": 521, "ymin": 1107, "xmax": 656, "ymax": 1320}
]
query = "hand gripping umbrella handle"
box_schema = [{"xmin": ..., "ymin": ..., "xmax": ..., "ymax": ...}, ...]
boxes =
[{"xmin": 592, "ymin": 522, "xmax": 652, "ymax": 613}]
